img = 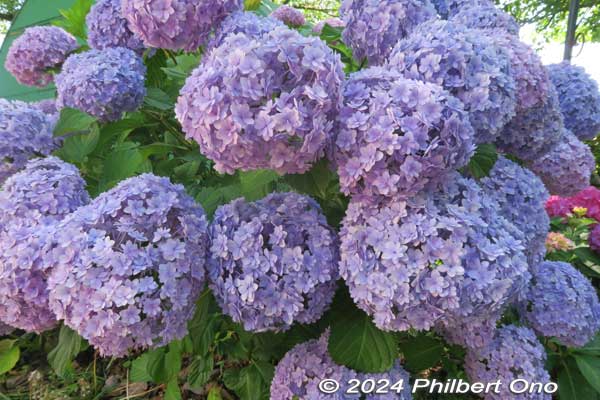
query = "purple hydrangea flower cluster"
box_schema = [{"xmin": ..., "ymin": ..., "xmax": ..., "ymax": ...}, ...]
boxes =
[
  {"xmin": 207, "ymin": 11, "xmax": 283, "ymax": 52},
  {"xmin": 451, "ymin": 5, "xmax": 520, "ymax": 35},
  {"xmin": 313, "ymin": 18, "xmax": 346, "ymax": 34},
  {"xmin": 465, "ymin": 325, "xmax": 551, "ymax": 400},
  {"xmin": 521, "ymin": 261, "xmax": 600, "ymax": 347},
  {"xmin": 32, "ymin": 99, "xmax": 58, "ymax": 116},
  {"xmin": 333, "ymin": 67, "xmax": 475, "ymax": 199},
  {"xmin": 527, "ymin": 129, "xmax": 594, "ymax": 197},
  {"xmin": 389, "ymin": 20, "xmax": 517, "ymax": 144},
  {"xmin": 47, "ymin": 174, "xmax": 209, "ymax": 356},
  {"xmin": 55, "ymin": 47, "xmax": 146, "ymax": 122},
  {"xmin": 121, "ymin": 0, "xmax": 243, "ymax": 51},
  {"xmin": 176, "ymin": 27, "xmax": 344, "ymax": 175},
  {"xmin": 0, "ymin": 156, "xmax": 90, "ymax": 232},
  {"xmin": 5, "ymin": 26, "xmax": 78, "ymax": 87},
  {"xmin": 496, "ymin": 84, "xmax": 564, "ymax": 161},
  {"xmin": 340, "ymin": 0, "xmax": 437, "ymax": 66},
  {"xmin": 86, "ymin": 0, "xmax": 145, "ymax": 53},
  {"xmin": 547, "ymin": 62, "xmax": 600, "ymax": 140},
  {"xmin": 479, "ymin": 156, "xmax": 550, "ymax": 265},
  {"xmin": 339, "ymin": 173, "xmax": 529, "ymax": 332},
  {"xmin": 0, "ymin": 100, "xmax": 57, "ymax": 185},
  {"xmin": 270, "ymin": 331, "xmax": 412, "ymax": 400},
  {"xmin": 208, "ymin": 193, "xmax": 339, "ymax": 332},
  {"xmin": 590, "ymin": 224, "xmax": 600, "ymax": 252},
  {"xmin": 0, "ymin": 157, "xmax": 89, "ymax": 333},
  {"xmin": 270, "ymin": 5, "xmax": 306, "ymax": 27}
]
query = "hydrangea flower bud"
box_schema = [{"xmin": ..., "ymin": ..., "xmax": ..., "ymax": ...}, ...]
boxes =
[
  {"xmin": 340, "ymin": 173, "xmax": 529, "ymax": 332},
  {"xmin": 86, "ymin": 0, "xmax": 145, "ymax": 53},
  {"xmin": 389, "ymin": 20, "xmax": 517, "ymax": 144},
  {"xmin": 465, "ymin": 325, "xmax": 551, "ymax": 400},
  {"xmin": 340, "ymin": 0, "xmax": 437, "ymax": 65},
  {"xmin": 479, "ymin": 156, "xmax": 550, "ymax": 265},
  {"xmin": 451, "ymin": 5, "xmax": 520, "ymax": 35},
  {"xmin": 521, "ymin": 261, "xmax": 600, "ymax": 347},
  {"xmin": 270, "ymin": 5, "xmax": 306, "ymax": 27},
  {"xmin": 208, "ymin": 193, "xmax": 339, "ymax": 332},
  {"xmin": 0, "ymin": 100, "xmax": 57, "ymax": 185},
  {"xmin": 527, "ymin": 130, "xmax": 594, "ymax": 197},
  {"xmin": 176, "ymin": 27, "xmax": 344, "ymax": 174},
  {"xmin": 207, "ymin": 11, "xmax": 283, "ymax": 52},
  {"xmin": 333, "ymin": 67, "xmax": 475, "ymax": 199},
  {"xmin": 271, "ymin": 331, "xmax": 412, "ymax": 400},
  {"xmin": 5, "ymin": 26, "xmax": 78, "ymax": 87},
  {"xmin": 122, "ymin": 0, "xmax": 243, "ymax": 51},
  {"xmin": 547, "ymin": 62, "xmax": 600, "ymax": 140},
  {"xmin": 55, "ymin": 47, "xmax": 146, "ymax": 122},
  {"xmin": 48, "ymin": 174, "xmax": 209, "ymax": 356}
]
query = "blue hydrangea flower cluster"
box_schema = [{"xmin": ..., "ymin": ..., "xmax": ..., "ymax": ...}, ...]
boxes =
[
  {"xmin": 339, "ymin": 173, "xmax": 529, "ymax": 332},
  {"xmin": 547, "ymin": 62, "xmax": 600, "ymax": 141},
  {"xmin": 0, "ymin": 156, "xmax": 90, "ymax": 232},
  {"xmin": 86, "ymin": 0, "xmax": 145, "ymax": 53},
  {"xmin": 479, "ymin": 156, "xmax": 550, "ymax": 266},
  {"xmin": 527, "ymin": 129, "xmax": 595, "ymax": 197},
  {"xmin": 333, "ymin": 67, "xmax": 475, "ymax": 199},
  {"xmin": 497, "ymin": 85, "xmax": 564, "ymax": 161},
  {"xmin": 465, "ymin": 325, "xmax": 551, "ymax": 400},
  {"xmin": 207, "ymin": 11, "xmax": 283, "ymax": 52},
  {"xmin": 437, "ymin": 315, "xmax": 500, "ymax": 349},
  {"xmin": 388, "ymin": 20, "xmax": 517, "ymax": 144},
  {"xmin": 313, "ymin": 18, "xmax": 345, "ymax": 34},
  {"xmin": 5, "ymin": 26, "xmax": 78, "ymax": 87},
  {"xmin": 450, "ymin": 5, "xmax": 520, "ymax": 35},
  {"xmin": 176, "ymin": 27, "xmax": 344, "ymax": 175},
  {"xmin": 521, "ymin": 261, "xmax": 600, "ymax": 347},
  {"xmin": 122, "ymin": 0, "xmax": 242, "ymax": 51},
  {"xmin": 0, "ymin": 157, "xmax": 89, "ymax": 333},
  {"xmin": 55, "ymin": 47, "xmax": 146, "ymax": 122},
  {"xmin": 47, "ymin": 174, "xmax": 209, "ymax": 357},
  {"xmin": 270, "ymin": 5, "xmax": 306, "ymax": 27},
  {"xmin": 270, "ymin": 331, "xmax": 412, "ymax": 400},
  {"xmin": 208, "ymin": 193, "xmax": 339, "ymax": 332},
  {"xmin": 340, "ymin": 0, "xmax": 437, "ymax": 65},
  {"xmin": 0, "ymin": 100, "xmax": 57, "ymax": 185}
]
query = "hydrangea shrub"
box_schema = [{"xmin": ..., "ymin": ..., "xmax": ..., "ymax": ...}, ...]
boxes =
[
  {"xmin": 47, "ymin": 174, "xmax": 209, "ymax": 356},
  {"xmin": 208, "ymin": 193, "xmax": 339, "ymax": 332},
  {"xmin": 5, "ymin": 26, "xmax": 78, "ymax": 87},
  {"xmin": 333, "ymin": 67, "xmax": 475, "ymax": 199}
]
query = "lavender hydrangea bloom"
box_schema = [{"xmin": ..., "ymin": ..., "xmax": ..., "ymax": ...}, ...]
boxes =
[
  {"xmin": 340, "ymin": 0, "xmax": 437, "ymax": 65},
  {"xmin": 389, "ymin": 20, "xmax": 517, "ymax": 144},
  {"xmin": 465, "ymin": 325, "xmax": 551, "ymax": 400},
  {"xmin": 547, "ymin": 62, "xmax": 600, "ymax": 140},
  {"xmin": 47, "ymin": 174, "xmax": 209, "ymax": 356},
  {"xmin": 122, "ymin": 0, "xmax": 243, "ymax": 51},
  {"xmin": 208, "ymin": 193, "xmax": 339, "ymax": 332},
  {"xmin": 497, "ymin": 84, "xmax": 564, "ymax": 161},
  {"xmin": 87, "ymin": 0, "xmax": 145, "ymax": 53},
  {"xmin": 0, "ymin": 158, "xmax": 89, "ymax": 332},
  {"xmin": 451, "ymin": 5, "xmax": 520, "ymax": 35},
  {"xmin": 207, "ymin": 11, "xmax": 283, "ymax": 51},
  {"xmin": 521, "ymin": 261, "xmax": 600, "ymax": 347},
  {"xmin": 176, "ymin": 28, "xmax": 344, "ymax": 175},
  {"xmin": 339, "ymin": 173, "xmax": 529, "ymax": 332},
  {"xmin": 0, "ymin": 100, "xmax": 57, "ymax": 185},
  {"xmin": 271, "ymin": 332, "xmax": 412, "ymax": 400},
  {"xmin": 437, "ymin": 316, "xmax": 500, "ymax": 349},
  {"xmin": 333, "ymin": 67, "xmax": 475, "ymax": 199},
  {"xmin": 5, "ymin": 26, "xmax": 78, "ymax": 87},
  {"xmin": 32, "ymin": 99, "xmax": 58, "ymax": 116},
  {"xmin": 270, "ymin": 5, "xmax": 306, "ymax": 27},
  {"xmin": 479, "ymin": 156, "xmax": 550, "ymax": 266},
  {"xmin": 55, "ymin": 47, "xmax": 146, "ymax": 122},
  {"xmin": 0, "ymin": 156, "xmax": 90, "ymax": 232},
  {"xmin": 527, "ymin": 130, "xmax": 594, "ymax": 197},
  {"xmin": 313, "ymin": 18, "xmax": 346, "ymax": 34}
]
